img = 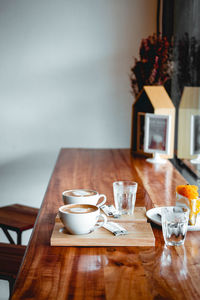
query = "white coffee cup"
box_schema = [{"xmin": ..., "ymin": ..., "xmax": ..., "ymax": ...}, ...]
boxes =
[
  {"xmin": 62, "ymin": 189, "xmax": 106, "ymax": 207},
  {"xmin": 59, "ymin": 204, "xmax": 107, "ymax": 235}
]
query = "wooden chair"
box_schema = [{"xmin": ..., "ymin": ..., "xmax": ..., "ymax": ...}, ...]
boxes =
[
  {"xmin": 0, "ymin": 242, "xmax": 26, "ymax": 298},
  {"xmin": 0, "ymin": 204, "xmax": 39, "ymax": 245}
]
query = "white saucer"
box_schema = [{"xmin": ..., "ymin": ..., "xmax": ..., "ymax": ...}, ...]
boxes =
[{"xmin": 146, "ymin": 207, "xmax": 200, "ymax": 231}]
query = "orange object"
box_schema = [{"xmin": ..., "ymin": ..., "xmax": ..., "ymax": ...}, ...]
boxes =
[
  {"xmin": 176, "ymin": 185, "xmax": 200, "ymax": 225},
  {"xmin": 176, "ymin": 185, "xmax": 199, "ymax": 200}
]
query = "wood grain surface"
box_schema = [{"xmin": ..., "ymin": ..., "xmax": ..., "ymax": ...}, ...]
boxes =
[{"xmin": 11, "ymin": 149, "xmax": 200, "ymax": 300}]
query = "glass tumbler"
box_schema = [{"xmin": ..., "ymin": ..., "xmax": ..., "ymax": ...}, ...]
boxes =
[
  {"xmin": 113, "ymin": 181, "xmax": 138, "ymax": 215},
  {"xmin": 161, "ymin": 206, "xmax": 189, "ymax": 246}
]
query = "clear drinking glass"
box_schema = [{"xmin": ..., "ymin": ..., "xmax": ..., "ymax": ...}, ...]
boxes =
[
  {"xmin": 113, "ymin": 181, "xmax": 138, "ymax": 215},
  {"xmin": 161, "ymin": 206, "xmax": 189, "ymax": 246}
]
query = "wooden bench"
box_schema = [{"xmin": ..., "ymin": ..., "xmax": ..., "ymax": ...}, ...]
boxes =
[
  {"xmin": 0, "ymin": 242, "xmax": 26, "ymax": 297},
  {"xmin": 0, "ymin": 204, "xmax": 39, "ymax": 245}
]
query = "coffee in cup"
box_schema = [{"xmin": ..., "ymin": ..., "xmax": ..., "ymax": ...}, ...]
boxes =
[
  {"xmin": 59, "ymin": 204, "xmax": 107, "ymax": 235},
  {"xmin": 62, "ymin": 189, "xmax": 106, "ymax": 207}
]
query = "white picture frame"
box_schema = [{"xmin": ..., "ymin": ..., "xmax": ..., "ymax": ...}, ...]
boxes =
[
  {"xmin": 144, "ymin": 113, "xmax": 171, "ymax": 155},
  {"xmin": 190, "ymin": 114, "xmax": 200, "ymax": 155}
]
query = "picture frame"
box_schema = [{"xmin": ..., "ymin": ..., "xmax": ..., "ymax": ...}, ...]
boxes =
[
  {"xmin": 136, "ymin": 112, "xmax": 145, "ymax": 153},
  {"xmin": 190, "ymin": 114, "xmax": 200, "ymax": 155},
  {"xmin": 144, "ymin": 113, "xmax": 171, "ymax": 154}
]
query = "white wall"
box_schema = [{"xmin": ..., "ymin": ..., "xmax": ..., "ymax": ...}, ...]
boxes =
[
  {"xmin": 0, "ymin": 0, "xmax": 156, "ymax": 229},
  {"xmin": 0, "ymin": 1, "xmax": 156, "ymax": 296}
]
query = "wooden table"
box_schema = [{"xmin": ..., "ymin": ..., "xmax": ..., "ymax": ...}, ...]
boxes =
[{"xmin": 11, "ymin": 149, "xmax": 200, "ymax": 300}]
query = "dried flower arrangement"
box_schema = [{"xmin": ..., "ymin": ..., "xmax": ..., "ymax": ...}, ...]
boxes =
[{"xmin": 130, "ymin": 34, "xmax": 173, "ymax": 97}]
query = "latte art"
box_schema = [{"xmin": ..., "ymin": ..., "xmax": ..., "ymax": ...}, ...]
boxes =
[
  {"xmin": 62, "ymin": 204, "xmax": 97, "ymax": 214},
  {"xmin": 63, "ymin": 189, "xmax": 97, "ymax": 197}
]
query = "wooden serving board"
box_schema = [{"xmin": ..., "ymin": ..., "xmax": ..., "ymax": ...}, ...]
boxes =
[
  {"xmin": 106, "ymin": 206, "xmax": 148, "ymax": 222},
  {"xmin": 51, "ymin": 207, "xmax": 155, "ymax": 246}
]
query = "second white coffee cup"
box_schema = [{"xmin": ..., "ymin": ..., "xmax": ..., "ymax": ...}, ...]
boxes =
[
  {"xmin": 62, "ymin": 189, "xmax": 106, "ymax": 207},
  {"xmin": 59, "ymin": 203, "xmax": 107, "ymax": 235}
]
